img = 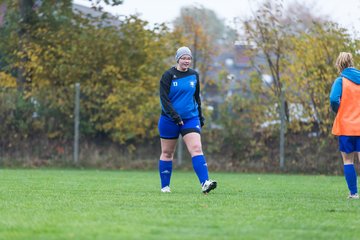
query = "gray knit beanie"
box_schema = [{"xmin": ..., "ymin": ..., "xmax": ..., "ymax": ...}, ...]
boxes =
[{"xmin": 175, "ymin": 46, "xmax": 192, "ymax": 62}]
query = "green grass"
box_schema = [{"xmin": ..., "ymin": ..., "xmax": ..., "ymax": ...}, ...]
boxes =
[{"xmin": 0, "ymin": 169, "xmax": 359, "ymax": 240}]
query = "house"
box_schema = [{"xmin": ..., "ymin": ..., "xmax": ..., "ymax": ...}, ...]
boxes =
[
  {"xmin": 0, "ymin": 2, "xmax": 121, "ymax": 28},
  {"xmin": 72, "ymin": 3, "xmax": 122, "ymax": 27}
]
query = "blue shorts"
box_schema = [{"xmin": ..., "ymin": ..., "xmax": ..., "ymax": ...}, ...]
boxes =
[
  {"xmin": 158, "ymin": 115, "xmax": 201, "ymax": 139},
  {"xmin": 339, "ymin": 136, "xmax": 360, "ymax": 153}
]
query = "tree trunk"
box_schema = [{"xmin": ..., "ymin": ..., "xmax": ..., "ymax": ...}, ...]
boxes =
[
  {"xmin": 17, "ymin": 0, "xmax": 34, "ymax": 92},
  {"xmin": 279, "ymin": 86, "xmax": 286, "ymax": 169}
]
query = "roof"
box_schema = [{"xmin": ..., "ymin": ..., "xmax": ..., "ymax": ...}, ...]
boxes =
[{"xmin": 72, "ymin": 3, "xmax": 122, "ymax": 27}]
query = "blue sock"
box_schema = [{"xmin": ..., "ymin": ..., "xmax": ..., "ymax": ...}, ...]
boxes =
[
  {"xmin": 192, "ymin": 155, "xmax": 209, "ymax": 185},
  {"xmin": 344, "ymin": 164, "xmax": 358, "ymax": 195},
  {"xmin": 159, "ymin": 160, "xmax": 172, "ymax": 188}
]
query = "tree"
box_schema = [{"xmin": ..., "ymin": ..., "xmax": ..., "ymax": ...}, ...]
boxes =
[
  {"xmin": 287, "ymin": 22, "xmax": 359, "ymax": 135},
  {"xmin": 88, "ymin": 0, "xmax": 123, "ymax": 11},
  {"xmin": 173, "ymin": 5, "xmax": 227, "ymax": 92},
  {"xmin": 0, "ymin": 1, "xmax": 177, "ymax": 147},
  {"xmin": 243, "ymin": 0, "xmax": 291, "ymax": 169}
]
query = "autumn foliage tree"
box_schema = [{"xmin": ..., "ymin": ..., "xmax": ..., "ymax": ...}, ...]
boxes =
[
  {"xmin": 216, "ymin": 0, "xmax": 360, "ymax": 171},
  {"xmin": 0, "ymin": 0, "xmax": 177, "ymax": 150},
  {"xmin": 287, "ymin": 23, "xmax": 359, "ymax": 136},
  {"xmin": 243, "ymin": 0, "xmax": 291, "ymax": 168},
  {"xmin": 1, "ymin": 0, "xmax": 360, "ymax": 171},
  {"xmin": 173, "ymin": 5, "xmax": 227, "ymax": 91}
]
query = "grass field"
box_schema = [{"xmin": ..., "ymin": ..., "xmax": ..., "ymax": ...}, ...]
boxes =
[{"xmin": 0, "ymin": 169, "xmax": 359, "ymax": 240}]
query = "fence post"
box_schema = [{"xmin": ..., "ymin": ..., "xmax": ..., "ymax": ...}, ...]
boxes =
[
  {"xmin": 279, "ymin": 86, "xmax": 286, "ymax": 169},
  {"xmin": 74, "ymin": 83, "xmax": 80, "ymax": 165},
  {"xmin": 177, "ymin": 135, "xmax": 183, "ymax": 166}
]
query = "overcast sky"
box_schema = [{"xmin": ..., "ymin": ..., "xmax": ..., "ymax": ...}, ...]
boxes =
[{"xmin": 74, "ymin": 0, "xmax": 360, "ymax": 33}]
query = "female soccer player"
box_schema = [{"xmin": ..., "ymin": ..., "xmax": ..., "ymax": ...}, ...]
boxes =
[
  {"xmin": 157, "ymin": 46, "xmax": 217, "ymax": 194},
  {"xmin": 330, "ymin": 52, "xmax": 360, "ymax": 199}
]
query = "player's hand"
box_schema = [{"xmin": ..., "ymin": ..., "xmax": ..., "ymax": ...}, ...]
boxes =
[
  {"xmin": 200, "ymin": 117, "xmax": 205, "ymax": 127},
  {"xmin": 178, "ymin": 121, "xmax": 184, "ymax": 126}
]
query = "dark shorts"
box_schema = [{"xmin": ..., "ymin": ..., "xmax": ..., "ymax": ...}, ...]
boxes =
[
  {"xmin": 158, "ymin": 115, "xmax": 201, "ymax": 139},
  {"xmin": 339, "ymin": 136, "xmax": 360, "ymax": 153}
]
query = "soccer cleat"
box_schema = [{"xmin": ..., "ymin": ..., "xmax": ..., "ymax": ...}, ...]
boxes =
[
  {"xmin": 348, "ymin": 193, "xmax": 359, "ymax": 199},
  {"xmin": 161, "ymin": 186, "xmax": 171, "ymax": 193},
  {"xmin": 202, "ymin": 180, "xmax": 217, "ymax": 194}
]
